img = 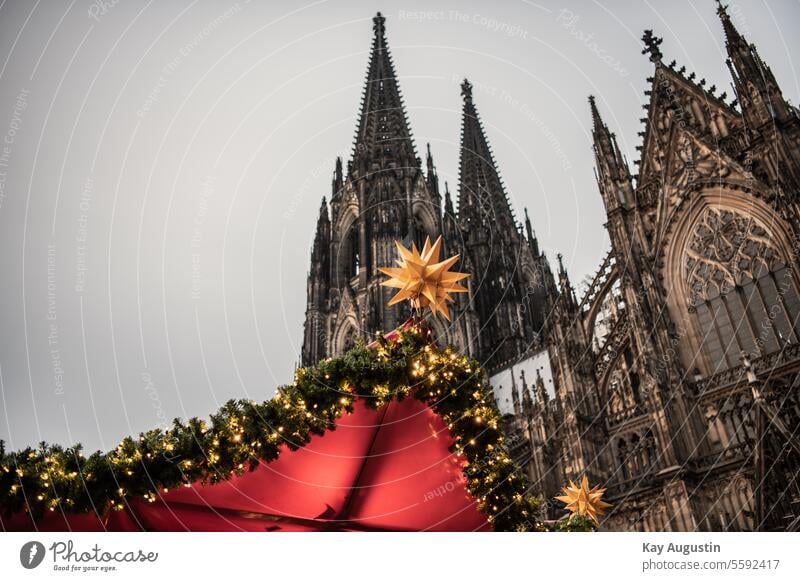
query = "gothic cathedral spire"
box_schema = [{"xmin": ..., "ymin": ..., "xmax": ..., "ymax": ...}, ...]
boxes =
[
  {"xmin": 302, "ymin": 197, "xmax": 331, "ymax": 365},
  {"xmin": 589, "ymin": 95, "xmax": 634, "ymax": 215},
  {"xmin": 352, "ymin": 12, "xmax": 418, "ymax": 176},
  {"xmin": 456, "ymin": 78, "xmax": 549, "ymax": 370},
  {"xmin": 303, "ymin": 17, "xmax": 552, "ymax": 371},
  {"xmin": 717, "ymin": 1, "xmax": 791, "ymax": 128},
  {"xmin": 457, "ymin": 79, "xmax": 517, "ymax": 232},
  {"xmin": 302, "ymin": 13, "xmax": 450, "ymax": 365}
]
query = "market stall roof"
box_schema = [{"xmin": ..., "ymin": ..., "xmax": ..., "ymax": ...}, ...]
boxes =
[{"xmin": 2, "ymin": 320, "xmax": 540, "ymax": 532}]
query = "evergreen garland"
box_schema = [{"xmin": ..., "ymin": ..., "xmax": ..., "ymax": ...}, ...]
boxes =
[{"xmin": 0, "ymin": 325, "xmax": 587, "ymax": 531}]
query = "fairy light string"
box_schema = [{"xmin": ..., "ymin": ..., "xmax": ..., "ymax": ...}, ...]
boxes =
[
  {"xmin": 1, "ymin": 237, "xmax": 595, "ymax": 531},
  {"xmin": 0, "ymin": 327, "xmax": 565, "ymax": 531}
]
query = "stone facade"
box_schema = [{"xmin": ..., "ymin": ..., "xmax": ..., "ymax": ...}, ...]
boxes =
[
  {"xmin": 301, "ymin": 13, "xmax": 553, "ymax": 373},
  {"xmin": 302, "ymin": 9, "xmax": 800, "ymax": 530}
]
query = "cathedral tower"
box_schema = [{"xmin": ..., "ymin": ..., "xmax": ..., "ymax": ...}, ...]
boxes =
[
  {"xmin": 302, "ymin": 15, "xmax": 553, "ymax": 372},
  {"xmin": 302, "ymin": 13, "xmax": 468, "ymax": 365},
  {"xmin": 456, "ymin": 79, "xmax": 553, "ymax": 371}
]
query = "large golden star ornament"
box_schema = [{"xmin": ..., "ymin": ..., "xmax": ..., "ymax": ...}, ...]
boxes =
[
  {"xmin": 378, "ymin": 236, "xmax": 469, "ymax": 321},
  {"xmin": 555, "ymin": 475, "xmax": 612, "ymax": 524}
]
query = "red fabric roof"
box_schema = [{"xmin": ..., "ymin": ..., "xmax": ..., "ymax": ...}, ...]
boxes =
[{"xmin": 4, "ymin": 397, "xmax": 490, "ymax": 532}]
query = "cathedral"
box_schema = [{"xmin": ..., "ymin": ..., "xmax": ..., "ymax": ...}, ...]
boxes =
[{"xmin": 301, "ymin": 8, "xmax": 800, "ymax": 531}]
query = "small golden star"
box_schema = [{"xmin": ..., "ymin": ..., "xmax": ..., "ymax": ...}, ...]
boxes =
[
  {"xmin": 378, "ymin": 236, "xmax": 469, "ymax": 321},
  {"xmin": 555, "ymin": 475, "xmax": 612, "ymax": 524}
]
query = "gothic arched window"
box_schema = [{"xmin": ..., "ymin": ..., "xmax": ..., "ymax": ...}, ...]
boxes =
[
  {"xmin": 335, "ymin": 214, "xmax": 361, "ymax": 287},
  {"xmin": 334, "ymin": 323, "xmax": 358, "ymax": 356},
  {"xmin": 342, "ymin": 328, "xmax": 356, "ymax": 352},
  {"xmin": 346, "ymin": 226, "xmax": 360, "ymax": 279},
  {"xmin": 685, "ymin": 207, "xmax": 800, "ymax": 374},
  {"xmin": 412, "ymin": 214, "xmax": 428, "ymax": 251}
]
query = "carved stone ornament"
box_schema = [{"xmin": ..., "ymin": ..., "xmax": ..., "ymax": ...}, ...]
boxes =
[
  {"xmin": 684, "ymin": 206, "xmax": 783, "ymax": 305},
  {"xmin": 671, "ymin": 134, "xmax": 730, "ymax": 191}
]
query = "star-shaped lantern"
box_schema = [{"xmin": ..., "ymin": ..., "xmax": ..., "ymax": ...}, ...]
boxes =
[
  {"xmin": 378, "ymin": 236, "xmax": 469, "ymax": 321},
  {"xmin": 555, "ymin": 475, "xmax": 612, "ymax": 524}
]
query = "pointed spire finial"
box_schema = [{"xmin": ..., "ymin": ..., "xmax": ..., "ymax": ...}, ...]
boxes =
[
  {"xmin": 426, "ymin": 142, "xmax": 437, "ymax": 180},
  {"xmin": 717, "ymin": 0, "xmax": 787, "ymax": 124},
  {"xmin": 716, "ymin": 0, "xmax": 743, "ymax": 46},
  {"xmin": 641, "ymin": 30, "xmax": 663, "ymax": 63},
  {"xmin": 352, "ymin": 11, "xmax": 418, "ymax": 169},
  {"xmin": 557, "ymin": 253, "xmax": 566, "ymax": 275},
  {"xmin": 373, "ymin": 12, "xmax": 386, "ymax": 37},
  {"xmin": 332, "ymin": 157, "xmax": 343, "ymax": 196},
  {"xmin": 589, "ymin": 93, "xmax": 632, "ymax": 209},
  {"xmin": 318, "ymin": 196, "xmax": 329, "ymax": 221},
  {"xmin": 443, "ymin": 182, "xmax": 454, "ymax": 215},
  {"xmin": 534, "ymin": 368, "xmax": 548, "ymax": 403},
  {"xmin": 461, "ymin": 79, "xmax": 473, "ymax": 104},
  {"xmin": 588, "ymin": 95, "xmax": 604, "ymax": 131},
  {"xmin": 524, "ymin": 207, "xmax": 536, "ymax": 248},
  {"xmin": 457, "ymin": 76, "xmax": 517, "ymax": 229}
]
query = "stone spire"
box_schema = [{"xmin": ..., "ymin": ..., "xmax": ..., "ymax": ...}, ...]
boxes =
[
  {"xmin": 310, "ymin": 197, "xmax": 331, "ymax": 285},
  {"xmin": 457, "ymin": 78, "xmax": 516, "ymax": 232},
  {"xmin": 302, "ymin": 197, "xmax": 331, "ymax": 365},
  {"xmin": 444, "ymin": 182, "xmax": 454, "ymax": 215},
  {"xmin": 352, "ymin": 12, "xmax": 418, "ymax": 175},
  {"xmin": 511, "ymin": 370, "xmax": 521, "ymax": 416},
  {"xmin": 589, "ymin": 95, "xmax": 633, "ymax": 213},
  {"xmin": 521, "ymin": 370, "xmax": 533, "ymax": 414},
  {"xmin": 524, "ymin": 208, "xmax": 539, "ymax": 255},
  {"xmin": 425, "ymin": 142, "xmax": 441, "ymax": 200},
  {"xmin": 455, "ymin": 78, "xmax": 549, "ymax": 370},
  {"xmin": 716, "ymin": 1, "xmax": 790, "ymax": 127},
  {"xmin": 331, "ymin": 156, "xmax": 343, "ymax": 197},
  {"xmin": 535, "ymin": 368, "xmax": 548, "ymax": 405},
  {"xmin": 556, "ymin": 253, "xmax": 577, "ymax": 311}
]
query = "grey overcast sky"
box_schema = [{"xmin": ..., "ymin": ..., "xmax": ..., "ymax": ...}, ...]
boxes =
[{"xmin": 1, "ymin": 0, "xmax": 798, "ymax": 451}]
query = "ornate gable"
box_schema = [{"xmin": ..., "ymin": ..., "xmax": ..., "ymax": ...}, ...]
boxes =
[
  {"xmin": 646, "ymin": 124, "xmax": 758, "ymax": 257},
  {"xmin": 636, "ymin": 55, "xmax": 743, "ymax": 196}
]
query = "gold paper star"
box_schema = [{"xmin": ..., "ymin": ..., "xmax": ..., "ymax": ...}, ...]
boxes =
[
  {"xmin": 555, "ymin": 475, "xmax": 612, "ymax": 524},
  {"xmin": 378, "ymin": 236, "xmax": 469, "ymax": 321}
]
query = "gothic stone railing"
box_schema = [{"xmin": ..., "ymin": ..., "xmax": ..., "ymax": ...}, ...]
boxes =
[
  {"xmin": 688, "ymin": 342, "xmax": 800, "ymax": 473},
  {"xmin": 691, "ymin": 342, "xmax": 800, "ymax": 394}
]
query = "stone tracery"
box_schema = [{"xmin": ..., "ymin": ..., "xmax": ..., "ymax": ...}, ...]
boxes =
[{"xmin": 684, "ymin": 206, "xmax": 783, "ymax": 306}]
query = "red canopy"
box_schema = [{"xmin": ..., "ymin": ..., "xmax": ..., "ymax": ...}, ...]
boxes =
[
  {"xmin": 4, "ymin": 396, "xmax": 490, "ymax": 531},
  {"xmin": 3, "ymin": 320, "xmax": 499, "ymax": 532}
]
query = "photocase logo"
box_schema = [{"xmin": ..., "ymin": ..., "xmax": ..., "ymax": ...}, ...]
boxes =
[{"xmin": 19, "ymin": 541, "xmax": 46, "ymax": 569}]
